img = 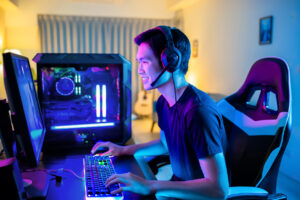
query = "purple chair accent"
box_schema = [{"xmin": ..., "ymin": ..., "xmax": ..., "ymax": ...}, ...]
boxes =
[
  {"xmin": 218, "ymin": 57, "xmax": 291, "ymax": 200},
  {"xmin": 226, "ymin": 58, "xmax": 289, "ymax": 121}
]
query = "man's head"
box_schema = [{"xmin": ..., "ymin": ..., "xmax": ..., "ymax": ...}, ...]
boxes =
[
  {"xmin": 135, "ymin": 26, "xmax": 191, "ymax": 90},
  {"xmin": 135, "ymin": 26, "xmax": 191, "ymax": 75}
]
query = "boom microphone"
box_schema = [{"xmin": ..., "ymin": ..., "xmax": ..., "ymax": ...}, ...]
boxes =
[{"xmin": 150, "ymin": 67, "xmax": 168, "ymax": 88}]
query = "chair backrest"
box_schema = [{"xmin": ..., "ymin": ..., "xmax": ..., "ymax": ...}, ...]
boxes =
[{"xmin": 217, "ymin": 57, "xmax": 292, "ymax": 194}]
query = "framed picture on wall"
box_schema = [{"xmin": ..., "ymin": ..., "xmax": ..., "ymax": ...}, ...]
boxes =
[
  {"xmin": 192, "ymin": 39, "xmax": 198, "ymax": 58},
  {"xmin": 259, "ymin": 16, "xmax": 273, "ymax": 45}
]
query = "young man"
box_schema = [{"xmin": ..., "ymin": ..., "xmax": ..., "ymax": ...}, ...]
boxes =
[{"xmin": 91, "ymin": 26, "xmax": 229, "ymax": 199}]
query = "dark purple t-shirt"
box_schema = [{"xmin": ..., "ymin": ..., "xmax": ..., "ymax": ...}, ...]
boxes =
[{"xmin": 157, "ymin": 84, "xmax": 227, "ymax": 181}]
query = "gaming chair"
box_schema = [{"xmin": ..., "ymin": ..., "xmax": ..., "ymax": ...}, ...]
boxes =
[{"xmin": 217, "ymin": 57, "xmax": 291, "ymax": 199}]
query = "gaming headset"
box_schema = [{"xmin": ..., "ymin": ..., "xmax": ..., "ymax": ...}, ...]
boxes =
[{"xmin": 150, "ymin": 26, "xmax": 182, "ymax": 87}]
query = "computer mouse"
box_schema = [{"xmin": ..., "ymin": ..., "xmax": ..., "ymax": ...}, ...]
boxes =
[{"xmin": 93, "ymin": 146, "xmax": 109, "ymax": 154}]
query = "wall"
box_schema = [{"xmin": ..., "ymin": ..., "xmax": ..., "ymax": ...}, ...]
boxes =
[
  {"xmin": 4, "ymin": 0, "xmax": 174, "ymax": 57},
  {"xmin": 183, "ymin": 0, "xmax": 300, "ymax": 181},
  {"xmin": 0, "ymin": 6, "xmax": 6, "ymax": 99},
  {"xmin": 1, "ymin": 0, "xmax": 174, "ymax": 97},
  {"xmin": 0, "ymin": 5, "xmax": 6, "ymax": 154}
]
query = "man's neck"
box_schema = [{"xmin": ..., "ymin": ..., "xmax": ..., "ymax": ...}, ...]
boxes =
[{"xmin": 158, "ymin": 73, "xmax": 189, "ymax": 107}]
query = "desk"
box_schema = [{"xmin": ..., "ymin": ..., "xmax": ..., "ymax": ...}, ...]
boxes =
[{"xmin": 42, "ymin": 154, "xmax": 156, "ymax": 200}]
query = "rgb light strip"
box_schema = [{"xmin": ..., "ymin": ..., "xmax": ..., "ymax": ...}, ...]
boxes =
[{"xmin": 51, "ymin": 122, "xmax": 115, "ymax": 130}]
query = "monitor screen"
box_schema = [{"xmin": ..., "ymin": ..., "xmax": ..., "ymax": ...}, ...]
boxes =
[{"xmin": 3, "ymin": 53, "xmax": 46, "ymax": 167}]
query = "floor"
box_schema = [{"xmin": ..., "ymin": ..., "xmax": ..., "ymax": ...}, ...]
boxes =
[{"xmin": 131, "ymin": 118, "xmax": 300, "ymax": 200}]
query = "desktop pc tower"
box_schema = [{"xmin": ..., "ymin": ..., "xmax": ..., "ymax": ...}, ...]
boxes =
[{"xmin": 33, "ymin": 53, "xmax": 131, "ymax": 151}]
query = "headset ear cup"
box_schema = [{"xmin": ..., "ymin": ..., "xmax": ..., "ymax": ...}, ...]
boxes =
[
  {"xmin": 160, "ymin": 48, "xmax": 169, "ymax": 69},
  {"xmin": 172, "ymin": 47, "xmax": 182, "ymax": 72},
  {"xmin": 161, "ymin": 47, "xmax": 182, "ymax": 73}
]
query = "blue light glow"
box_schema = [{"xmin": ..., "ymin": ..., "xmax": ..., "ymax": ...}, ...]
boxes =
[
  {"xmin": 56, "ymin": 77, "xmax": 75, "ymax": 96},
  {"xmin": 96, "ymin": 85, "xmax": 100, "ymax": 118},
  {"xmin": 51, "ymin": 122, "xmax": 115, "ymax": 130},
  {"xmin": 102, "ymin": 85, "xmax": 106, "ymax": 118}
]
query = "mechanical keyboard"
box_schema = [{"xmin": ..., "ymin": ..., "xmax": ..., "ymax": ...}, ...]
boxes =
[{"xmin": 83, "ymin": 155, "xmax": 123, "ymax": 200}]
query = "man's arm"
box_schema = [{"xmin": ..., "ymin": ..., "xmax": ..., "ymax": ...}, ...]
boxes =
[
  {"xmin": 152, "ymin": 152, "xmax": 228, "ymax": 199},
  {"xmin": 91, "ymin": 130, "xmax": 167, "ymax": 156},
  {"xmin": 133, "ymin": 130, "xmax": 168, "ymax": 180},
  {"xmin": 106, "ymin": 152, "xmax": 228, "ymax": 200},
  {"xmin": 91, "ymin": 131, "xmax": 168, "ymax": 180},
  {"xmin": 133, "ymin": 130, "xmax": 168, "ymax": 156}
]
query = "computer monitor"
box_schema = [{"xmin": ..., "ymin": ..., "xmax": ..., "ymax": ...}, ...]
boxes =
[{"xmin": 3, "ymin": 52, "xmax": 46, "ymax": 168}]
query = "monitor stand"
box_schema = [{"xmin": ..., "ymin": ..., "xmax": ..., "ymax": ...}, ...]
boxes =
[{"xmin": 22, "ymin": 170, "xmax": 50, "ymax": 199}]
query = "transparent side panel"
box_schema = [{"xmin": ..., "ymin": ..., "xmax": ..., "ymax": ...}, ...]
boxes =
[{"xmin": 40, "ymin": 65, "xmax": 120, "ymax": 129}]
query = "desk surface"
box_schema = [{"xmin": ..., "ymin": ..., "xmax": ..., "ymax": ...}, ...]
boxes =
[{"xmin": 42, "ymin": 154, "xmax": 156, "ymax": 200}]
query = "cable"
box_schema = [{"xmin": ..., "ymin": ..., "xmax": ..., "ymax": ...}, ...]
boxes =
[
  {"xmin": 24, "ymin": 167, "xmax": 84, "ymax": 181},
  {"xmin": 23, "ymin": 168, "xmax": 62, "ymax": 183},
  {"xmin": 172, "ymin": 73, "xmax": 179, "ymax": 118},
  {"xmin": 48, "ymin": 168, "xmax": 84, "ymax": 181}
]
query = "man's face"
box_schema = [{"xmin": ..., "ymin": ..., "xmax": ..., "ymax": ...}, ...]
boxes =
[{"xmin": 136, "ymin": 42, "xmax": 162, "ymax": 90}]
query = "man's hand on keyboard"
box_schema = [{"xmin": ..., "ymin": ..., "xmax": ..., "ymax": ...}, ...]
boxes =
[
  {"xmin": 105, "ymin": 172, "xmax": 154, "ymax": 196},
  {"xmin": 91, "ymin": 141, "xmax": 125, "ymax": 156}
]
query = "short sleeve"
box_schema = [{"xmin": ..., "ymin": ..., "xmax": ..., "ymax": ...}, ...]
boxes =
[
  {"xmin": 156, "ymin": 95, "xmax": 165, "ymax": 132},
  {"xmin": 186, "ymin": 105, "xmax": 224, "ymax": 159}
]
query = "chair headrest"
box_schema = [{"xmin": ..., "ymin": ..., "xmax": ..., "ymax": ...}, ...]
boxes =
[{"xmin": 226, "ymin": 57, "xmax": 290, "ymax": 120}]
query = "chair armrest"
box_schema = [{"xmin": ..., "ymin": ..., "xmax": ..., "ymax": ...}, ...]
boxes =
[{"xmin": 227, "ymin": 186, "xmax": 268, "ymax": 200}]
